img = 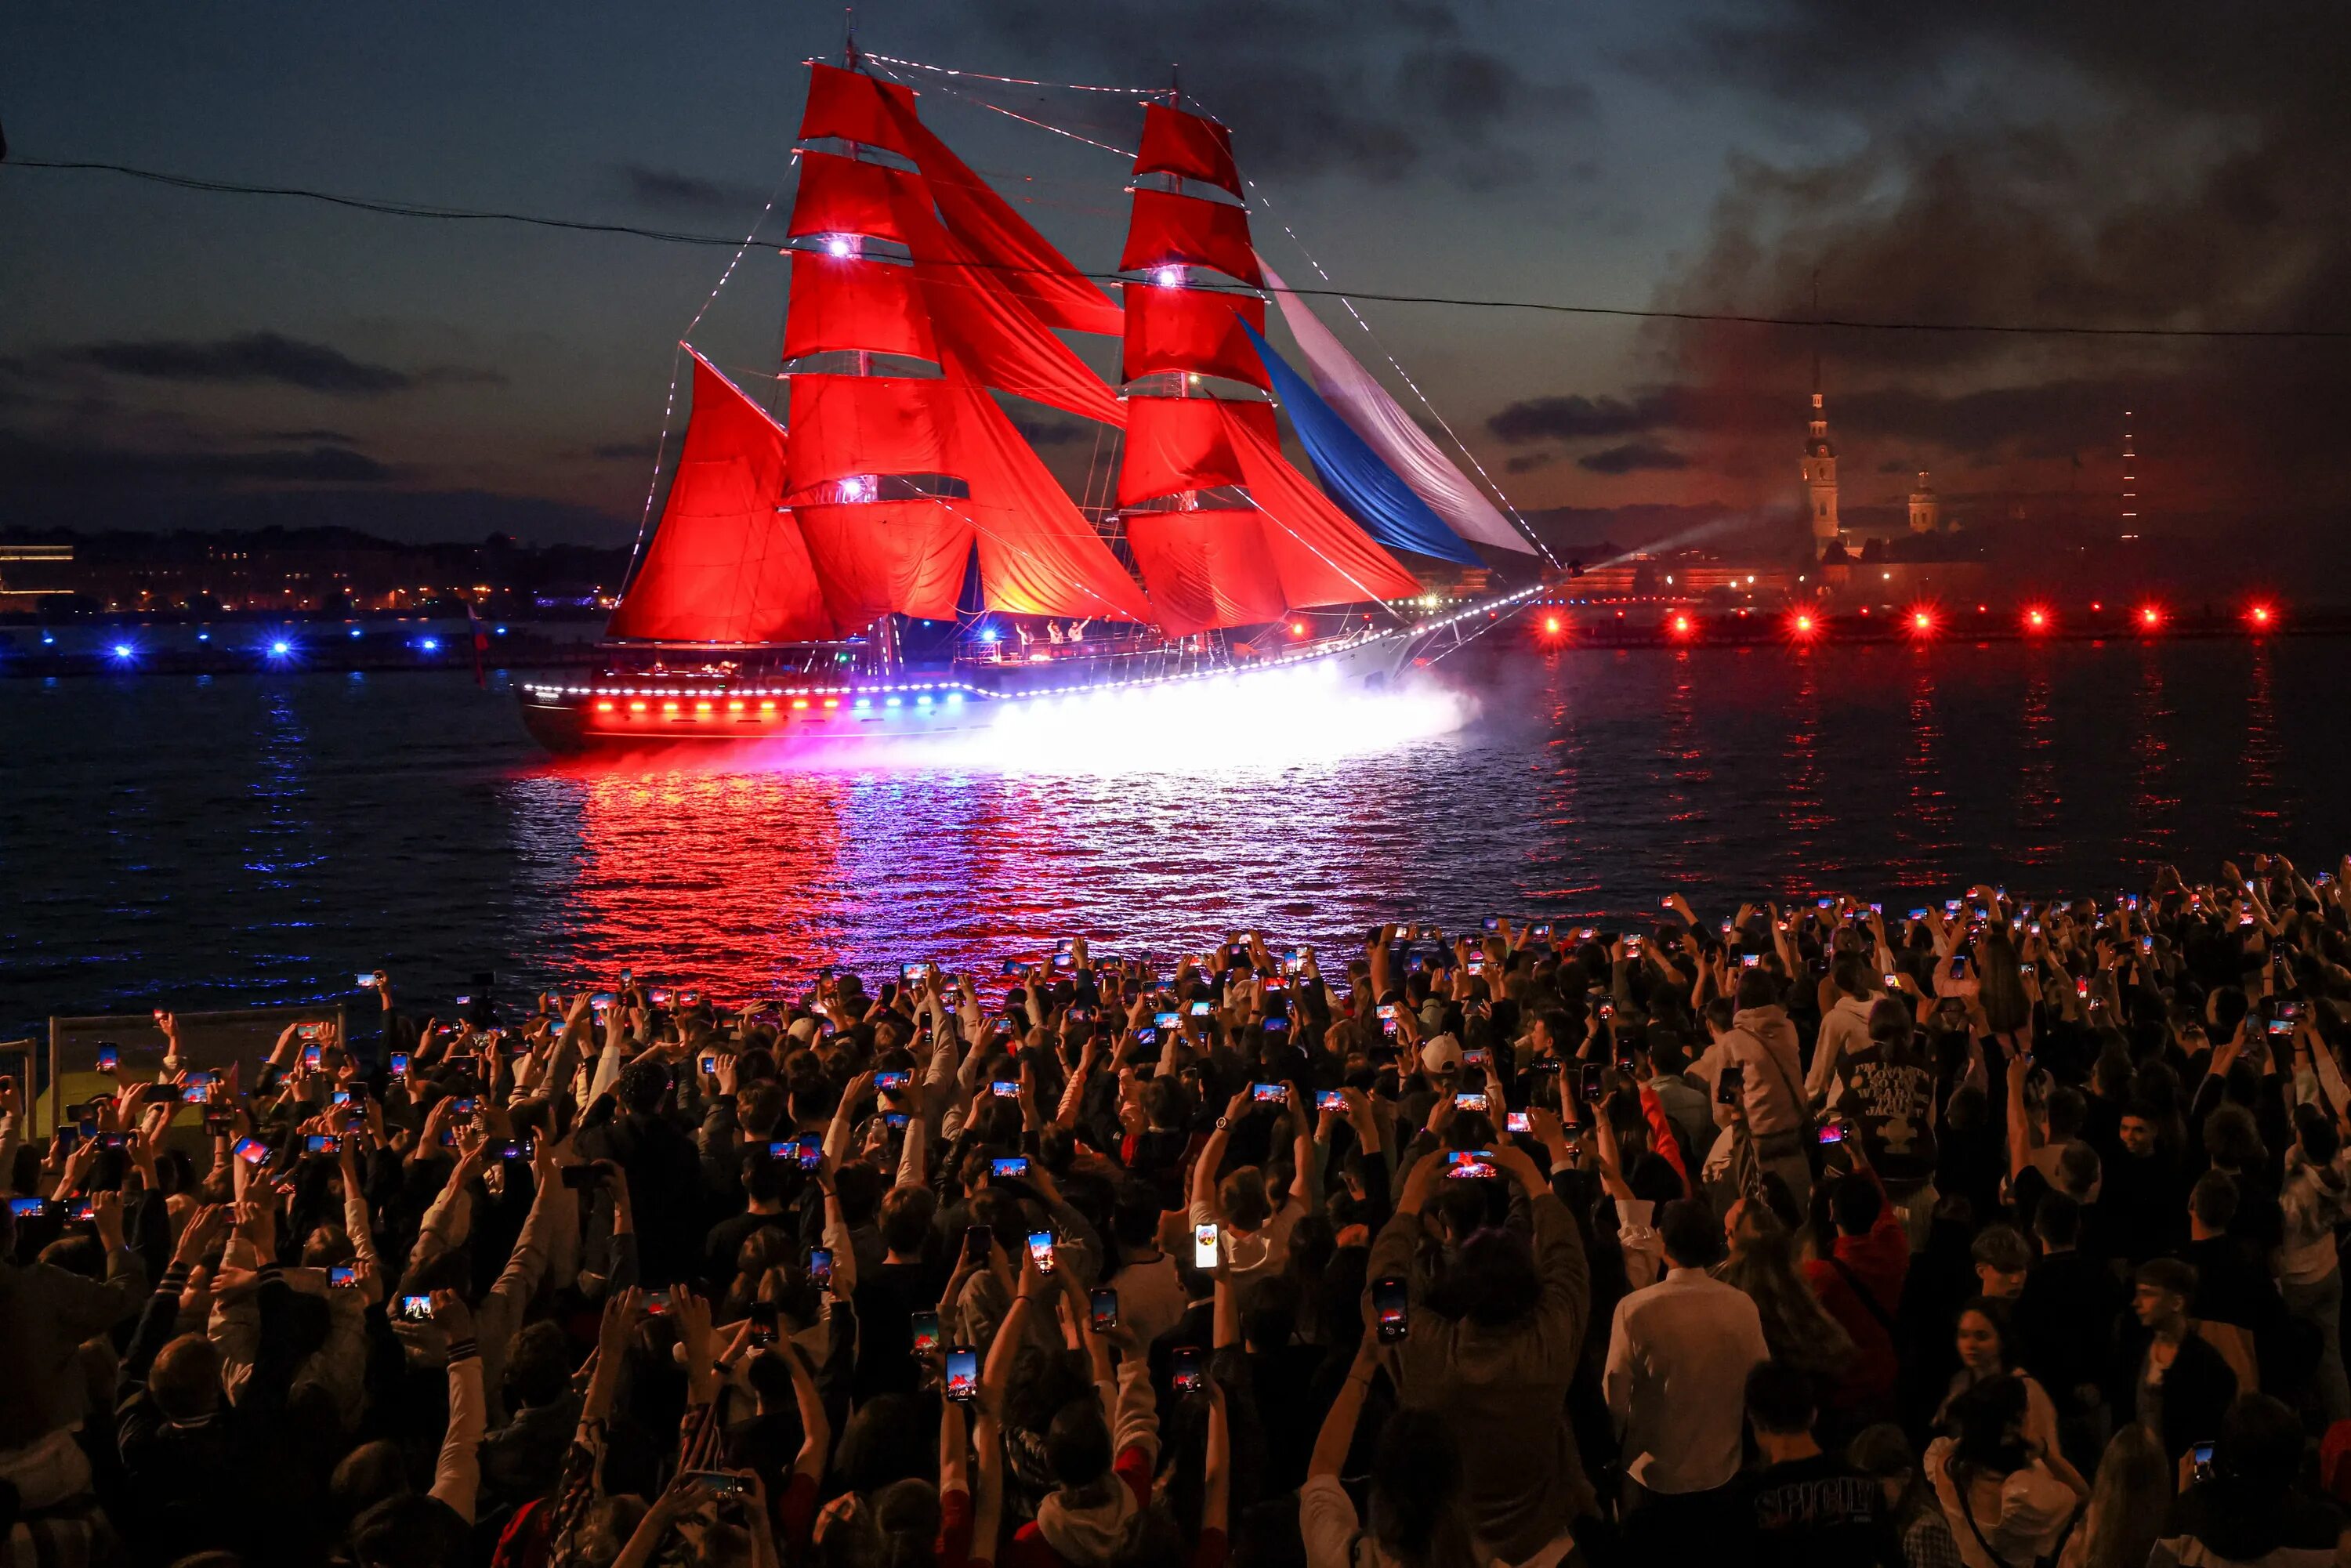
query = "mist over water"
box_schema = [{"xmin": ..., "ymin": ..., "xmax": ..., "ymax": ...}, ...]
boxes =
[{"xmin": 7, "ymin": 635, "xmax": 2348, "ymax": 1032}]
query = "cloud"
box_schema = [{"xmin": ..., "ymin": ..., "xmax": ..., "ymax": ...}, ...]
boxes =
[
  {"xmin": 612, "ymin": 164, "xmax": 777, "ymax": 217},
  {"xmin": 58, "ymin": 332, "xmax": 503, "ymax": 397},
  {"xmin": 585, "ymin": 437, "xmax": 661, "ymax": 462},
  {"xmin": 0, "ymin": 430, "xmax": 396, "ymax": 485},
  {"xmin": 1577, "ymin": 441, "xmax": 1690, "ymax": 475},
  {"xmin": 254, "ymin": 428, "xmax": 360, "ymax": 444},
  {"xmin": 1487, "ymin": 390, "xmax": 1679, "ymax": 444},
  {"xmin": 1504, "ymin": 451, "xmax": 1557, "ymax": 475}
]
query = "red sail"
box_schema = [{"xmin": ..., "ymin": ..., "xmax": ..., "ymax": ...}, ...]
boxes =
[
  {"xmin": 607, "ymin": 352, "xmax": 835, "ymax": 643},
  {"xmin": 1125, "ymin": 510, "xmax": 1288, "ymax": 636},
  {"xmin": 947, "ymin": 371, "xmax": 1153, "ymax": 621},
  {"xmin": 882, "ymin": 99, "xmax": 1124, "ymax": 337},
  {"xmin": 1220, "ymin": 401, "xmax": 1422, "ymax": 606},
  {"xmin": 1116, "ymin": 395, "xmax": 1277, "ymax": 506},
  {"xmin": 799, "ymin": 61, "xmax": 922, "ymax": 159},
  {"xmin": 792, "ymin": 498, "xmax": 973, "ymax": 627},
  {"xmin": 783, "ymin": 374, "xmax": 959, "ymax": 500},
  {"xmin": 1120, "ymin": 189, "xmax": 1262, "ymax": 287},
  {"xmin": 911, "ymin": 223, "xmax": 1125, "ymax": 427},
  {"xmin": 1121, "ymin": 283, "xmax": 1270, "ymax": 389},
  {"xmin": 783, "ymin": 252, "xmax": 936, "ymax": 361},
  {"xmin": 1133, "ymin": 105, "xmax": 1242, "ymax": 197},
  {"xmin": 787, "ymin": 150, "xmax": 929, "ymax": 248}
]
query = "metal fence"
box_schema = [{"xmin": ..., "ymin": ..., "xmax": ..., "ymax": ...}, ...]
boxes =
[{"xmin": 45, "ymin": 1005, "xmax": 346, "ymax": 1142}]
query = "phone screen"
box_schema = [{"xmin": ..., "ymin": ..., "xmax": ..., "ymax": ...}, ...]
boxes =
[
  {"xmin": 1445, "ymin": 1150, "xmax": 1498, "ymax": 1179},
  {"xmin": 911, "ymin": 1309, "xmax": 941, "ymax": 1354},
  {"xmin": 1506, "ymin": 1110, "xmax": 1532, "ymax": 1134},
  {"xmin": 1027, "ymin": 1229, "xmax": 1056, "ymax": 1274},
  {"xmin": 330, "ymin": 1263, "xmax": 359, "ymax": 1287},
  {"xmin": 1172, "ymin": 1346, "xmax": 1205, "ymax": 1395},
  {"xmin": 1251, "ymin": 1082, "xmax": 1287, "ymax": 1103},
  {"xmin": 233, "ymin": 1136, "xmax": 269, "ymax": 1166},
  {"xmin": 1193, "ymin": 1222, "xmax": 1219, "ymax": 1270},
  {"xmin": 400, "ymin": 1294, "xmax": 433, "ymax": 1321},
  {"xmin": 807, "ymin": 1248, "xmax": 834, "ymax": 1288},
  {"xmin": 992, "ymin": 1157, "xmax": 1029, "ymax": 1179},
  {"xmin": 1373, "ymin": 1274, "xmax": 1409, "ymax": 1342},
  {"xmin": 1716, "ymin": 1063, "xmax": 1744, "ymax": 1105},
  {"xmin": 944, "ymin": 1346, "xmax": 980, "ymax": 1402},
  {"xmin": 1579, "ymin": 1064, "xmax": 1604, "ymax": 1103},
  {"xmin": 1090, "ymin": 1287, "xmax": 1119, "ymax": 1331}
]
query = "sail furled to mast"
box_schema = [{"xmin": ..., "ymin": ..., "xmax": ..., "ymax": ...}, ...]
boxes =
[
  {"xmin": 1133, "ymin": 104, "xmax": 1243, "ymax": 197},
  {"xmin": 1256, "ymin": 258, "xmax": 1533, "ymax": 556},
  {"xmin": 799, "ymin": 61, "xmax": 922, "ymax": 161},
  {"xmin": 607, "ymin": 351, "xmax": 835, "ymax": 643},
  {"xmin": 1241, "ymin": 320, "xmax": 1483, "ymax": 567}
]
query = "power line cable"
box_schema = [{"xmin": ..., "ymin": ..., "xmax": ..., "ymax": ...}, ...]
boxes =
[{"xmin": 9, "ymin": 157, "xmax": 2349, "ymax": 342}]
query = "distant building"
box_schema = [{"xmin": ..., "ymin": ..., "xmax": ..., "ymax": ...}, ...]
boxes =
[
  {"xmin": 1802, "ymin": 365, "xmax": 1840, "ymax": 547},
  {"xmin": 1908, "ymin": 471, "xmax": 1939, "ymax": 534}
]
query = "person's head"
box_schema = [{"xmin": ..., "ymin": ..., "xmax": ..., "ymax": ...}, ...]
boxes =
[
  {"xmin": 2117, "ymin": 1101, "xmax": 2161, "ymax": 1157},
  {"xmin": 503, "ymin": 1320, "xmax": 572, "ymax": 1410},
  {"xmin": 1744, "ymin": 1359, "xmax": 1817, "ymax": 1446},
  {"xmin": 1866, "ymin": 996, "xmax": 1916, "ymax": 1061},
  {"xmin": 2188, "ymin": 1169, "xmax": 2239, "ymax": 1239},
  {"xmin": 1218, "ymin": 1167, "xmax": 1272, "ymax": 1233},
  {"xmin": 2203, "ymin": 1104, "xmax": 2265, "ymax": 1172},
  {"xmin": 1831, "ymin": 953, "xmax": 1871, "ymax": 1001},
  {"xmin": 149, "ymin": 1332, "xmax": 225, "ymax": 1424},
  {"xmin": 1734, "ymin": 970, "xmax": 1779, "ymax": 1012},
  {"xmin": 743, "ymin": 1149, "xmax": 790, "ymax": 1209},
  {"xmin": 350, "ymin": 1494, "xmax": 472, "ymax": 1568},
  {"xmin": 2033, "ymin": 1190, "xmax": 2081, "ymax": 1251},
  {"xmin": 1945, "ymin": 1374, "xmax": 2032, "ymax": 1477},
  {"xmin": 2074, "ymin": 1423, "xmax": 2168, "ymax": 1568},
  {"xmin": 1954, "ymin": 1295, "xmax": 2018, "ymax": 1377},
  {"xmin": 1658, "ymin": 1198, "xmax": 1723, "ymax": 1271},
  {"xmin": 1444, "ymin": 1226, "xmax": 1540, "ymax": 1328},
  {"xmin": 1848, "ymin": 1422, "xmax": 1920, "ymax": 1515},
  {"xmin": 878, "ymin": 1184, "xmax": 938, "ymax": 1261},
  {"xmin": 1045, "ymin": 1397, "xmax": 1115, "ymax": 1492},
  {"xmin": 1827, "ymin": 1171, "xmax": 1885, "ymax": 1239},
  {"xmin": 2132, "ymin": 1257, "xmax": 2197, "ymax": 1332},
  {"xmin": 2214, "ymin": 1392, "xmax": 2303, "ymax": 1487},
  {"xmin": 2296, "ymin": 1103, "xmax": 2342, "ymax": 1165},
  {"xmin": 1365, "ymin": 1407, "xmax": 1477, "ymax": 1568},
  {"xmin": 1970, "ymin": 1225, "xmax": 2030, "ymax": 1298}
]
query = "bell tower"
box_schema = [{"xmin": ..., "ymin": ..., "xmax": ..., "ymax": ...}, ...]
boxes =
[
  {"xmin": 1802, "ymin": 357, "xmax": 1839, "ymax": 547},
  {"xmin": 1908, "ymin": 471, "xmax": 1938, "ymax": 533}
]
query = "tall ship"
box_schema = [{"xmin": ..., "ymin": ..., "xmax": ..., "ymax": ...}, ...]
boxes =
[{"xmin": 520, "ymin": 53, "xmax": 1547, "ymax": 754}]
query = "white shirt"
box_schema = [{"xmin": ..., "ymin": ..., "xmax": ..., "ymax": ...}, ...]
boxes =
[
  {"xmin": 1603, "ymin": 1266, "xmax": 1770, "ymax": 1494},
  {"xmin": 1107, "ymin": 1252, "xmax": 1190, "ymax": 1348},
  {"xmin": 1697, "ymin": 1008, "xmax": 1806, "ymax": 1137},
  {"xmin": 1807, "ymin": 994, "xmax": 1876, "ymax": 1103}
]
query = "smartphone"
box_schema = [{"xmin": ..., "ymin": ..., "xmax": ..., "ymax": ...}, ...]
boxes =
[
  {"xmin": 1454, "ymin": 1091, "xmax": 1487, "ymax": 1112},
  {"xmin": 684, "ymin": 1470, "xmax": 748, "ymax": 1495},
  {"xmin": 1136, "ymin": 1027, "xmax": 1158, "ymax": 1045},
  {"xmin": 1089, "ymin": 1287, "xmax": 1119, "ymax": 1332},
  {"xmin": 885, "ymin": 1111, "xmax": 910, "ymax": 1131},
  {"xmin": 1716, "ymin": 1063, "xmax": 1745, "ymax": 1105},
  {"xmin": 2269, "ymin": 1018, "xmax": 2295, "ymax": 1037},
  {"xmin": 1153, "ymin": 1011, "xmax": 1182, "ymax": 1030},
  {"xmin": 96, "ymin": 1045, "xmax": 119, "ymax": 1072},
  {"xmin": 1462, "ymin": 1047, "xmax": 1488, "ymax": 1068},
  {"xmin": 944, "ymin": 1345, "xmax": 980, "ymax": 1403},
  {"xmin": 1579, "ymin": 1063, "xmax": 1605, "ymax": 1103},
  {"xmin": 699, "ymin": 1053, "xmax": 719, "ymax": 1076},
  {"xmin": 1445, "ymin": 1150, "xmax": 1498, "ymax": 1179},
  {"xmin": 400, "ymin": 1294, "xmax": 434, "ymax": 1322},
  {"xmin": 233, "ymin": 1136, "xmax": 270, "ymax": 1166},
  {"xmin": 1947, "ymin": 955, "xmax": 1967, "ymax": 980},
  {"xmin": 330, "ymin": 1263, "xmax": 360, "ymax": 1287},
  {"xmin": 992, "ymin": 1156, "xmax": 1030, "ymax": 1179},
  {"xmin": 1172, "ymin": 1346, "xmax": 1206, "ymax": 1396},
  {"xmin": 911, "ymin": 1309, "xmax": 941, "ymax": 1355},
  {"xmin": 1317, "ymin": 1089, "xmax": 1346, "ymax": 1112},
  {"xmin": 302, "ymin": 1045, "xmax": 323, "ymax": 1070},
  {"xmin": 1251, "ymin": 1082, "xmax": 1288, "ymax": 1104},
  {"xmin": 876, "ymin": 1070, "xmax": 911, "ymax": 1090},
  {"xmin": 305, "ymin": 1134, "xmax": 341, "ymax": 1154},
  {"xmin": 807, "ymin": 1247, "xmax": 835, "ymax": 1289},
  {"xmin": 1188, "ymin": 1001, "xmax": 1212, "ymax": 1017},
  {"xmin": 643, "ymin": 1289, "xmax": 672, "ymax": 1316},
  {"xmin": 1506, "ymin": 1110, "xmax": 1532, "ymax": 1134},
  {"xmin": 496, "ymin": 1139, "xmax": 532, "ymax": 1162},
  {"xmin": 1372, "ymin": 1274, "xmax": 1409, "ymax": 1341},
  {"xmin": 7, "ymin": 1197, "xmax": 52, "ymax": 1219},
  {"xmin": 204, "ymin": 1112, "xmax": 232, "ymax": 1136},
  {"xmin": 963, "ymin": 1225, "xmax": 993, "ymax": 1262},
  {"xmin": 389, "ymin": 1052, "xmax": 409, "ymax": 1077},
  {"xmin": 356, "ymin": 972, "xmax": 379, "ymax": 988},
  {"xmin": 67, "ymin": 1197, "xmax": 96, "ymax": 1222},
  {"xmin": 2190, "ymin": 1441, "xmax": 2215, "ymax": 1483},
  {"xmin": 1194, "ymin": 1222, "xmax": 1219, "ymax": 1270},
  {"xmin": 1027, "ymin": 1229, "xmax": 1056, "ymax": 1274},
  {"xmin": 298, "ymin": 1023, "xmax": 327, "ymax": 1041},
  {"xmin": 1001, "ymin": 960, "xmax": 1025, "ymax": 977},
  {"xmin": 902, "ymin": 962, "xmax": 929, "ymax": 980},
  {"xmin": 562, "ymin": 1165, "xmax": 607, "ymax": 1190},
  {"xmin": 1263, "ymin": 1016, "xmax": 1290, "ymax": 1035},
  {"xmin": 1817, "ymin": 1122, "xmax": 1848, "ymax": 1146},
  {"xmin": 990, "ymin": 1081, "xmax": 1020, "ymax": 1099},
  {"xmin": 148, "ymin": 1084, "xmax": 187, "ymax": 1104},
  {"xmin": 1739, "ymin": 953, "xmax": 1761, "ymax": 969}
]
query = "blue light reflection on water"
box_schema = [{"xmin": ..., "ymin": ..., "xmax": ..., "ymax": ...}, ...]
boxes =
[{"xmin": 5, "ymin": 637, "xmax": 2350, "ymax": 1030}]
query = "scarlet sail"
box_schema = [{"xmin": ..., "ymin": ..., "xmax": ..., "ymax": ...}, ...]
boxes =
[
  {"xmin": 607, "ymin": 351, "xmax": 834, "ymax": 644},
  {"xmin": 1121, "ymin": 283, "xmax": 1269, "ymax": 390}
]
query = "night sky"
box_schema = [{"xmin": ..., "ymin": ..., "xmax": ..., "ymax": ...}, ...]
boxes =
[{"xmin": 3, "ymin": 2, "xmax": 2344, "ymax": 559}]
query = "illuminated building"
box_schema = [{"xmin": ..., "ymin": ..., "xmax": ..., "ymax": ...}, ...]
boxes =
[
  {"xmin": 1802, "ymin": 361, "xmax": 1840, "ymax": 549},
  {"xmin": 1907, "ymin": 471, "xmax": 1940, "ymax": 534}
]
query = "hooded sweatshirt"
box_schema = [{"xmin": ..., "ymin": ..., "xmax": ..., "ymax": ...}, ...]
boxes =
[
  {"xmin": 2277, "ymin": 1145, "xmax": 2351, "ymax": 1286},
  {"xmin": 1006, "ymin": 1355, "xmax": 1161, "ymax": 1568},
  {"xmin": 1806, "ymin": 994, "xmax": 1877, "ymax": 1103}
]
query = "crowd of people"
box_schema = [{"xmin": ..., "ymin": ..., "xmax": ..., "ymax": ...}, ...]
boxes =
[{"xmin": 9, "ymin": 854, "xmax": 2351, "ymax": 1568}]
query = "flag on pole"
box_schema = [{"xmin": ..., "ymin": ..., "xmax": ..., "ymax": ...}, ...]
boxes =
[{"xmin": 465, "ymin": 600, "xmax": 489, "ymax": 688}]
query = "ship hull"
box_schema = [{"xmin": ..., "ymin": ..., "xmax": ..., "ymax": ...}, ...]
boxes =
[{"xmin": 517, "ymin": 634, "xmax": 1418, "ymax": 757}]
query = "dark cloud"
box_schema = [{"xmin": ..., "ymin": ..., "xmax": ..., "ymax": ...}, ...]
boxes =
[
  {"xmin": 1577, "ymin": 441, "xmax": 1690, "ymax": 474},
  {"xmin": 59, "ymin": 333, "xmax": 504, "ymax": 397},
  {"xmin": 1503, "ymin": 451, "xmax": 1557, "ymax": 475},
  {"xmin": 255, "ymin": 428, "xmax": 359, "ymax": 444},
  {"xmin": 951, "ymin": 5, "xmax": 1591, "ymax": 185},
  {"xmin": 585, "ymin": 438, "xmax": 661, "ymax": 462},
  {"xmin": 1487, "ymin": 390, "xmax": 1679, "ymax": 444},
  {"xmin": 612, "ymin": 164, "xmax": 777, "ymax": 217},
  {"xmin": 0, "ymin": 431, "xmax": 396, "ymax": 485}
]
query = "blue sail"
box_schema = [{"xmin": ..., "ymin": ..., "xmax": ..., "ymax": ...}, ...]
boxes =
[{"xmin": 1241, "ymin": 322, "xmax": 1483, "ymax": 567}]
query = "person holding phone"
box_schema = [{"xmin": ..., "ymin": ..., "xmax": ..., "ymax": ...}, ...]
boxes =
[
  {"xmin": 1188, "ymin": 1084, "xmax": 1316, "ymax": 1291},
  {"xmin": 1362, "ymin": 1141, "xmax": 1593, "ymax": 1563},
  {"xmin": 1696, "ymin": 972, "xmax": 1813, "ymax": 1210}
]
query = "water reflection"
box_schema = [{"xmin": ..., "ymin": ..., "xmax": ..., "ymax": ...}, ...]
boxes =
[
  {"xmin": 2125, "ymin": 646, "xmax": 2180, "ymax": 865},
  {"xmin": 1895, "ymin": 650, "xmax": 1954, "ymax": 886},
  {"xmin": 1779, "ymin": 649, "xmax": 1828, "ymax": 888},
  {"xmin": 2013, "ymin": 654, "xmax": 2059, "ymax": 866},
  {"xmin": 2241, "ymin": 641, "xmax": 2288, "ymax": 844}
]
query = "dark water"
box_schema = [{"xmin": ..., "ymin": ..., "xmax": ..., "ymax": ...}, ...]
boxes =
[{"xmin": 5, "ymin": 636, "xmax": 2342, "ymax": 1034}]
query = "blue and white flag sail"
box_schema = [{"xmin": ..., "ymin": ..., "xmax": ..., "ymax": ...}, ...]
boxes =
[{"xmin": 1256, "ymin": 258, "xmax": 1536, "ymax": 557}]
